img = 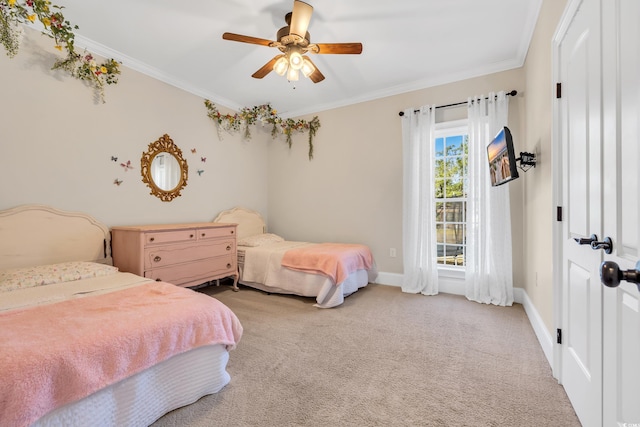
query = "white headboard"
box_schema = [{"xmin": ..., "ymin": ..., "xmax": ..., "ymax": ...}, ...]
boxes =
[
  {"xmin": 213, "ymin": 207, "xmax": 266, "ymax": 241},
  {"xmin": 0, "ymin": 204, "xmax": 112, "ymax": 269}
]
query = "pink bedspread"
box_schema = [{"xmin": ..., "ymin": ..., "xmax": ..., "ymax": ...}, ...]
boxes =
[
  {"xmin": 0, "ymin": 281, "xmax": 243, "ymax": 427},
  {"xmin": 280, "ymin": 243, "xmax": 374, "ymax": 285}
]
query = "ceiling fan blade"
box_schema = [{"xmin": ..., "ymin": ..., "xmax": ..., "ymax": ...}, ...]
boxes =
[
  {"xmin": 310, "ymin": 43, "xmax": 363, "ymax": 55},
  {"xmin": 309, "ymin": 69, "xmax": 325, "ymax": 83},
  {"xmin": 222, "ymin": 32, "xmax": 274, "ymax": 47},
  {"xmin": 289, "ymin": 0, "xmax": 313, "ymax": 40},
  {"xmin": 252, "ymin": 55, "xmax": 284, "ymax": 79}
]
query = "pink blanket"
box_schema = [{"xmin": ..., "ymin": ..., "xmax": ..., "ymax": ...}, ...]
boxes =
[
  {"xmin": 0, "ymin": 281, "xmax": 243, "ymax": 427},
  {"xmin": 281, "ymin": 243, "xmax": 374, "ymax": 285}
]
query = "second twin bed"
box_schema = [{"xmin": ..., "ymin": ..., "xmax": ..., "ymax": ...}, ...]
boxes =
[{"xmin": 214, "ymin": 207, "xmax": 378, "ymax": 308}]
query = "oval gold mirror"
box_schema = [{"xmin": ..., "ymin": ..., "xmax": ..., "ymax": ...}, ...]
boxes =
[{"xmin": 141, "ymin": 134, "xmax": 188, "ymax": 202}]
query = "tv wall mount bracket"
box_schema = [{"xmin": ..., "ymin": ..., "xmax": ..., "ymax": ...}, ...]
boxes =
[{"xmin": 516, "ymin": 152, "xmax": 537, "ymax": 172}]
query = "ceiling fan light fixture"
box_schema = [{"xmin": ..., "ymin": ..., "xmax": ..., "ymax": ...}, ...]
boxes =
[
  {"xmin": 289, "ymin": 50, "xmax": 304, "ymax": 70},
  {"xmin": 301, "ymin": 57, "xmax": 315, "ymax": 77},
  {"xmin": 287, "ymin": 67, "xmax": 299, "ymax": 81},
  {"xmin": 274, "ymin": 56, "xmax": 289, "ymax": 76}
]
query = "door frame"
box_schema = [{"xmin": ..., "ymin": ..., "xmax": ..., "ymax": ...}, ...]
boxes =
[{"xmin": 551, "ymin": 0, "xmax": 583, "ymax": 382}]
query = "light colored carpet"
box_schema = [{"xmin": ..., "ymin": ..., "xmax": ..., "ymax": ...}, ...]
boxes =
[{"xmin": 153, "ymin": 283, "xmax": 580, "ymax": 427}]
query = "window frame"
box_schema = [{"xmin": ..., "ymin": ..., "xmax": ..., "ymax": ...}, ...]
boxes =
[{"xmin": 434, "ymin": 119, "xmax": 469, "ymax": 273}]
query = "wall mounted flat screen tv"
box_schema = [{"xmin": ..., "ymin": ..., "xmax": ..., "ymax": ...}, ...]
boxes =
[{"xmin": 487, "ymin": 126, "xmax": 519, "ymax": 186}]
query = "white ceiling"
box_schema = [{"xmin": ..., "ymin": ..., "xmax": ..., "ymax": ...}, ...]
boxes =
[{"xmin": 56, "ymin": 0, "xmax": 542, "ymax": 117}]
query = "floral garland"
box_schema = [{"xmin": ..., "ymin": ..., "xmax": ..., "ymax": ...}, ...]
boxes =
[
  {"xmin": 0, "ymin": 0, "xmax": 120, "ymax": 102},
  {"xmin": 204, "ymin": 100, "xmax": 321, "ymax": 160}
]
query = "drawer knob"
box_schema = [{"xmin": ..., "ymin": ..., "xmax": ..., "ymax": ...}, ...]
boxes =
[
  {"xmin": 190, "ymin": 234, "xmax": 194, "ymax": 238},
  {"xmin": 156, "ymin": 278, "xmax": 162, "ymax": 282},
  {"xmin": 226, "ymin": 245, "xmax": 232, "ymax": 251},
  {"xmin": 201, "ymin": 233, "xmax": 206, "ymax": 237},
  {"xmin": 154, "ymin": 255, "xmax": 162, "ymax": 262},
  {"xmin": 230, "ymin": 230, "xmax": 235, "ymax": 234},
  {"xmin": 149, "ymin": 237, "xmax": 155, "ymax": 242},
  {"xmin": 226, "ymin": 263, "xmax": 232, "ymax": 269}
]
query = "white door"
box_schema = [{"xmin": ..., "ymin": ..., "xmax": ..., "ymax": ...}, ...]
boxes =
[
  {"xmin": 557, "ymin": 0, "xmax": 640, "ymax": 426},
  {"xmin": 557, "ymin": 0, "xmax": 603, "ymax": 425},
  {"xmin": 601, "ymin": 0, "xmax": 640, "ymax": 425}
]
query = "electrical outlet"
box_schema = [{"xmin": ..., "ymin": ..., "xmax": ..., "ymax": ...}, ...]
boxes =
[{"xmin": 390, "ymin": 248, "xmax": 397, "ymax": 258}]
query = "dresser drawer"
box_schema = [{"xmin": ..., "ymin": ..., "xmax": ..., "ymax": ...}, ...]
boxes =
[
  {"xmin": 145, "ymin": 255, "xmax": 236, "ymax": 286},
  {"xmin": 145, "ymin": 239, "xmax": 235, "ymax": 269},
  {"xmin": 145, "ymin": 229, "xmax": 197, "ymax": 245},
  {"xmin": 196, "ymin": 226, "xmax": 236, "ymax": 240}
]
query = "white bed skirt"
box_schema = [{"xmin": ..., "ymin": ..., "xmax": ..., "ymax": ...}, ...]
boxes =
[
  {"xmin": 241, "ymin": 267, "xmax": 377, "ymax": 308},
  {"xmin": 34, "ymin": 344, "xmax": 230, "ymax": 427}
]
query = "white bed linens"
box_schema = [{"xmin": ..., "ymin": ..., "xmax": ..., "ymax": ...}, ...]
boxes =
[
  {"xmin": 241, "ymin": 241, "xmax": 312, "ymax": 284},
  {"xmin": 0, "ymin": 271, "xmax": 153, "ymax": 312},
  {"xmin": 33, "ymin": 344, "xmax": 230, "ymax": 427},
  {"xmin": 240, "ymin": 241, "xmax": 377, "ymax": 308}
]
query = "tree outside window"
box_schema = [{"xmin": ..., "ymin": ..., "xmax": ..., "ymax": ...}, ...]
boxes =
[{"xmin": 435, "ymin": 131, "xmax": 468, "ymax": 267}]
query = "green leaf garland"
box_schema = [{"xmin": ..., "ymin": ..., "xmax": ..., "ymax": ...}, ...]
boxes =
[
  {"xmin": 205, "ymin": 100, "xmax": 320, "ymax": 160},
  {"xmin": 0, "ymin": 0, "xmax": 120, "ymax": 102}
]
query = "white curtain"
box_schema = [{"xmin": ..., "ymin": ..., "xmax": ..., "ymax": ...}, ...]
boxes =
[
  {"xmin": 465, "ymin": 92, "xmax": 514, "ymax": 306},
  {"xmin": 401, "ymin": 105, "xmax": 438, "ymax": 295}
]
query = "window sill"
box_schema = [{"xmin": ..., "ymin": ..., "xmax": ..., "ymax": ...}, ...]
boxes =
[{"xmin": 437, "ymin": 267, "xmax": 465, "ymax": 279}]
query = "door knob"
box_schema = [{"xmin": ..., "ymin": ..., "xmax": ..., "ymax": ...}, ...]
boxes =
[
  {"xmin": 600, "ymin": 260, "xmax": 640, "ymax": 291},
  {"xmin": 574, "ymin": 234, "xmax": 597, "ymax": 245}
]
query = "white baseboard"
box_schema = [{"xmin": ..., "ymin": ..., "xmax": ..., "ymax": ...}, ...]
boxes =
[
  {"xmin": 518, "ymin": 289, "xmax": 554, "ymax": 367},
  {"xmin": 374, "ymin": 272, "xmax": 465, "ymax": 294},
  {"xmin": 374, "ymin": 271, "xmax": 554, "ymax": 368},
  {"xmin": 374, "ymin": 272, "xmax": 403, "ymax": 287}
]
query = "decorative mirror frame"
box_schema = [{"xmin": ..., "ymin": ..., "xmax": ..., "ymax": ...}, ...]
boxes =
[{"xmin": 141, "ymin": 134, "xmax": 188, "ymax": 202}]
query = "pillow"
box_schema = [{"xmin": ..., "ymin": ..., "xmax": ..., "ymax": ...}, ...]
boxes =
[
  {"xmin": 237, "ymin": 233, "xmax": 285, "ymax": 247},
  {"xmin": 0, "ymin": 261, "xmax": 119, "ymax": 292}
]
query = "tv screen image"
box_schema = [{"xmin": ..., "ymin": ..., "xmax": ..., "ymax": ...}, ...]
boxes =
[{"xmin": 486, "ymin": 126, "xmax": 519, "ymax": 186}]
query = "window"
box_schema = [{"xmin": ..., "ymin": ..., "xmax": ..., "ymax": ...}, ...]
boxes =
[{"xmin": 435, "ymin": 121, "xmax": 468, "ymax": 267}]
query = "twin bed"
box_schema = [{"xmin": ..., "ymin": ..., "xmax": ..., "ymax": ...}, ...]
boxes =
[
  {"xmin": 0, "ymin": 205, "xmax": 242, "ymax": 427},
  {"xmin": 0, "ymin": 204, "xmax": 376, "ymax": 426},
  {"xmin": 214, "ymin": 207, "xmax": 378, "ymax": 308}
]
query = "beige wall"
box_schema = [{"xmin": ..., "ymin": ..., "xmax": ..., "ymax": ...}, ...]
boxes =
[
  {"xmin": 1, "ymin": 2, "xmax": 565, "ymax": 337},
  {"xmin": 521, "ymin": 0, "xmax": 569, "ymax": 333},
  {"xmin": 0, "ymin": 28, "xmax": 269, "ymax": 227},
  {"xmin": 268, "ymin": 69, "xmax": 526, "ymax": 285}
]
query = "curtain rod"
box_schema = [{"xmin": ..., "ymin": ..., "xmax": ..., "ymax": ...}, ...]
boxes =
[{"xmin": 398, "ymin": 90, "xmax": 517, "ymax": 116}]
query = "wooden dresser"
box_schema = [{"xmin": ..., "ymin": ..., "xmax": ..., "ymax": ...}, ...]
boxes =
[{"xmin": 111, "ymin": 222, "xmax": 239, "ymax": 290}]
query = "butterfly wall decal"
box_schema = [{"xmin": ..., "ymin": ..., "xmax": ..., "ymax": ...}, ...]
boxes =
[
  {"xmin": 113, "ymin": 178, "xmax": 123, "ymax": 186},
  {"xmin": 191, "ymin": 148, "xmax": 197, "ymax": 154},
  {"xmin": 111, "ymin": 156, "xmax": 118, "ymax": 162},
  {"xmin": 201, "ymin": 157, "xmax": 207, "ymax": 163},
  {"xmin": 197, "ymin": 169, "xmax": 204, "ymax": 176},
  {"xmin": 120, "ymin": 160, "xmax": 133, "ymax": 171}
]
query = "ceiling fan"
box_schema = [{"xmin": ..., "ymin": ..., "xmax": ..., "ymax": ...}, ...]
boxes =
[{"xmin": 222, "ymin": 0, "xmax": 363, "ymax": 83}]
